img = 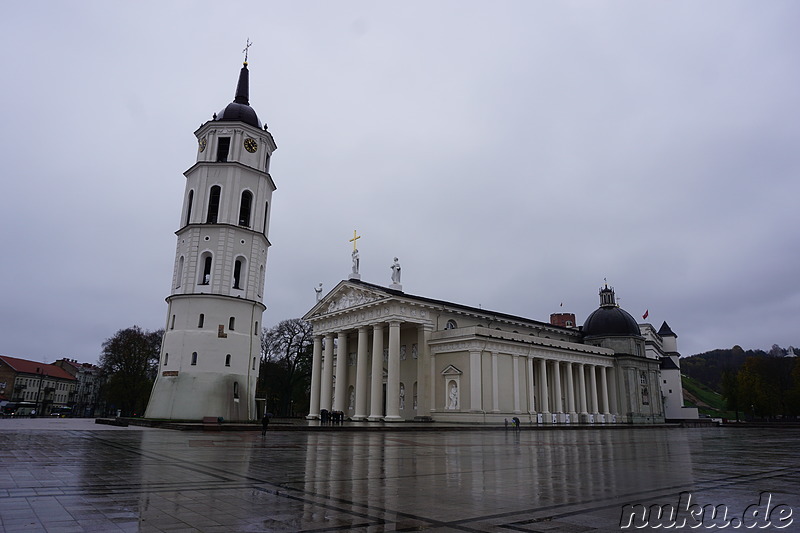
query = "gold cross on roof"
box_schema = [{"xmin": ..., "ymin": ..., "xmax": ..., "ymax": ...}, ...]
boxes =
[{"xmin": 349, "ymin": 230, "xmax": 361, "ymax": 251}]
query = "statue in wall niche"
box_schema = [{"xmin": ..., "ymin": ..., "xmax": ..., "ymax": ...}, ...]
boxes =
[
  {"xmin": 400, "ymin": 345, "xmax": 407, "ymax": 360},
  {"xmin": 349, "ymin": 388, "xmax": 355, "ymax": 410},
  {"xmin": 399, "ymin": 383, "xmax": 405, "ymax": 410},
  {"xmin": 315, "ymin": 283, "xmax": 323, "ymax": 302},
  {"xmin": 352, "ymin": 249, "xmax": 360, "ymax": 275},
  {"xmin": 391, "ymin": 257, "xmax": 401, "ymax": 284},
  {"xmin": 448, "ymin": 382, "xmax": 459, "ymax": 410},
  {"xmin": 411, "ymin": 343, "xmax": 418, "ymax": 359}
]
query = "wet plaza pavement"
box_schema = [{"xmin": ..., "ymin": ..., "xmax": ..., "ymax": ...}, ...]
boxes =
[{"xmin": 0, "ymin": 419, "xmax": 798, "ymax": 532}]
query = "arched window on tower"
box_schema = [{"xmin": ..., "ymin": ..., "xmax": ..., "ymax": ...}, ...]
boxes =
[
  {"xmin": 198, "ymin": 314, "xmax": 204, "ymax": 328},
  {"xmin": 191, "ymin": 352, "xmax": 198, "ymax": 365},
  {"xmin": 233, "ymin": 257, "xmax": 247, "ymax": 290},
  {"xmin": 233, "ymin": 381, "xmax": 239, "ymax": 399},
  {"xmin": 229, "ymin": 317, "xmax": 235, "ymax": 331},
  {"xmin": 206, "ymin": 185, "xmax": 221, "ymax": 223},
  {"xmin": 258, "ymin": 265, "xmax": 264, "ymax": 297},
  {"xmin": 225, "ymin": 354, "xmax": 231, "ymax": 367},
  {"xmin": 263, "ymin": 201, "xmax": 269, "ymax": 234},
  {"xmin": 238, "ymin": 191, "xmax": 253, "ymax": 227},
  {"xmin": 445, "ymin": 319, "xmax": 458, "ymax": 330},
  {"xmin": 176, "ymin": 256, "xmax": 184, "ymax": 288},
  {"xmin": 185, "ymin": 190, "xmax": 194, "ymax": 226},
  {"xmin": 199, "ymin": 253, "xmax": 213, "ymax": 285}
]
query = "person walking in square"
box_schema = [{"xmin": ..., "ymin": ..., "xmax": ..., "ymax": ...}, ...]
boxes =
[{"xmin": 261, "ymin": 413, "xmax": 270, "ymax": 436}]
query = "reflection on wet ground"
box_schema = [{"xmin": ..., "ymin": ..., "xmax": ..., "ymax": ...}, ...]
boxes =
[{"xmin": 0, "ymin": 420, "xmax": 798, "ymax": 531}]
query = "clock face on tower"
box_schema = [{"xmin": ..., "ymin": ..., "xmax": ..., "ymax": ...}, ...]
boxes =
[
  {"xmin": 244, "ymin": 138, "xmax": 258, "ymax": 153},
  {"xmin": 198, "ymin": 137, "xmax": 207, "ymax": 152}
]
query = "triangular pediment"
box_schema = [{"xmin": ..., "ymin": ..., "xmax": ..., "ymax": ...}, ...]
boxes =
[
  {"xmin": 441, "ymin": 364, "xmax": 462, "ymax": 376},
  {"xmin": 304, "ymin": 281, "xmax": 391, "ymax": 319}
]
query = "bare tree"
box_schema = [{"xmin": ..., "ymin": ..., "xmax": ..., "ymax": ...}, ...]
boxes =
[
  {"xmin": 99, "ymin": 326, "xmax": 163, "ymax": 417},
  {"xmin": 259, "ymin": 318, "xmax": 313, "ymax": 416}
]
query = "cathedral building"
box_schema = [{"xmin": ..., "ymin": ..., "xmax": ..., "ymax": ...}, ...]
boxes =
[
  {"xmin": 145, "ymin": 58, "xmax": 276, "ymax": 421},
  {"xmin": 304, "ymin": 278, "xmax": 697, "ymax": 424}
]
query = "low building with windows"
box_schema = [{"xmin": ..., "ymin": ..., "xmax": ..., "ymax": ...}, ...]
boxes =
[
  {"xmin": 304, "ymin": 278, "xmax": 697, "ymax": 425},
  {"xmin": 0, "ymin": 355, "xmax": 77, "ymax": 415},
  {"xmin": 53, "ymin": 358, "xmax": 103, "ymax": 417}
]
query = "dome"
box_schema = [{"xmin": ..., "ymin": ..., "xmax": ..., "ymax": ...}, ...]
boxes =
[
  {"xmin": 582, "ymin": 306, "xmax": 641, "ymax": 338},
  {"xmin": 582, "ymin": 284, "xmax": 642, "ymax": 338},
  {"xmin": 216, "ymin": 102, "xmax": 261, "ymax": 128}
]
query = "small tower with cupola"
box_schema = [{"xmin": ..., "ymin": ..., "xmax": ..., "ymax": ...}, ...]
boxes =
[{"xmin": 145, "ymin": 55, "xmax": 276, "ymax": 421}]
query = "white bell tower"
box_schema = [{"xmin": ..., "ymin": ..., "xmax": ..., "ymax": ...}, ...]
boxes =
[{"xmin": 145, "ymin": 56, "xmax": 277, "ymax": 421}]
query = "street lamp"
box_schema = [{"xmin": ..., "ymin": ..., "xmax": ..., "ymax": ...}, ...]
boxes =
[{"xmin": 35, "ymin": 367, "xmax": 45, "ymax": 417}]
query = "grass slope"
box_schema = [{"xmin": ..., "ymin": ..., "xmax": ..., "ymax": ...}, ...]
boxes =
[{"xmin": 681, "ymin": 374, "xmax": 737, "ymax": 419}]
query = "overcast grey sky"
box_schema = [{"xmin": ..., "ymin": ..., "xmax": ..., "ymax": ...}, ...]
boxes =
[{"xmin": 1, "ymin": 1, "xmax": 798, "ymax": 364}]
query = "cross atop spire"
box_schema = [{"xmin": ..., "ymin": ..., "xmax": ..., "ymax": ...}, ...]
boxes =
[{"xmin": 243, "ymin": 38, "xmax": 252, "ymax": 65}]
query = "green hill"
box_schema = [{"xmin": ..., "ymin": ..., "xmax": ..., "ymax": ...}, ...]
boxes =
[{"xmin": 681, "ymin": 373, "xmax": 737, "ymax": 419}]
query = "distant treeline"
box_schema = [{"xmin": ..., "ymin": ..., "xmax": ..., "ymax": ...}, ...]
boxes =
[{"xmin": 682, "ymin": 345, "xmax": 800, "ymax": 419}]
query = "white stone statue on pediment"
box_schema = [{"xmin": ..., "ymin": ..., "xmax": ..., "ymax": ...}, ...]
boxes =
[
  {"xmin": 315, "ymin": 283, "xmax": 323, "ymax": 302},
  {"xmin": 391, "ymin": 257, "xmax": 401, "ymax": 284}
]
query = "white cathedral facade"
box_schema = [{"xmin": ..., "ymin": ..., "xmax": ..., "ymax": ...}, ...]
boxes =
[
  {"xmin": 145, "ymin": 59, "xmax": 276, "ymax": 421},
  {"xmin": 304, "ymin": 279, "xmax": 698, "ymax": 424}
]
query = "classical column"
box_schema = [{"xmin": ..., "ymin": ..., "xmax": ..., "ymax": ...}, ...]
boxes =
[
  {"xmin": 526, "ymin": 356, "xmax": 535, "ymax": 413},
  {"xmin": 577, "ymin": 363, "xmax": 588, "ymax": 415},
  {"xmin": 537, "ymin": 358, "xmax": 550, "ymax": 416},
  {"xmin": 320, "ymin": 333, "xmax": 334, "ymax": 412},
  {"xmin": 599, "ymin": 366, "xmax": 611, "ymax": 416},
  {"xmin": 565, "ymin": 361, "xmax": 576, "ymax": 419},
  {"xmin": 384, "ymin": 321, "xmax": 402, "ymax": 421},
  {"xmin": 353, "ymin": 326, "xmax": 370, "ymax": 420},
  {"xmin": 512, "ymin": 354, "xmax": 521, "ymax": 414},
  {"xmin": 333, "ymin": 331, "xmax": 348, "ymax": 413},
  {"xmin": 491, "ymin": 352, "xmax": 500, "ymax": 413},
  {"xmin": 552, "ymin": 361, "xmax": 563, "ymax": 415},
  {"xmin": 607, "ymin": 366, "xmax": 619, "ymax": 416},
  {"xmin": 307, "ymin": 335, "xmax": 323, "ymax": 419},
  {"xmin": 368, "ymin": 324, "xmax": 384, "ymax": 421},
  {"xmin": 469, "ymin": 350, "xmax": 483, "ymax": 412},
  {"xmin": 588, "ymin": 364, "xmax": 599, "ymax": 415},
  {"xmin": 416, "ymin": 324, "xmax": 433, "ymax": 417}
]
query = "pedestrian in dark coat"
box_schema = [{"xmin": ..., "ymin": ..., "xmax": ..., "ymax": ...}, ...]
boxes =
[{"xmin": 261, "ymin": 414, "xmax": 270, "ymax": 436}]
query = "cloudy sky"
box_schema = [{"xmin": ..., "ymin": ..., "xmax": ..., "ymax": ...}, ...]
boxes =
[{"xmin": 1, "ymin": 2, "xmax": 798, "ymax": 364}]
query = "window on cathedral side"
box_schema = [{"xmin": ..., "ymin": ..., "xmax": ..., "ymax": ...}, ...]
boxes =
[
  {"xmin": 206, "ymin": 185, "xmax": 221, "ymax": 223},
  {"xmin": 445, "ymin": 319, "xmax": 457, "ymax": 330},
  {"xmin": 216, "ymin": 137, "xmax": 230, "ymax": 162},
  {"xmin": 239, "ymin": 191, "xmax": 253, "ymax": 227},
  {"xmin": 229, "ymin": 317, "xmax": 235, "ymax": 331},
  {"xmin": 198, "ymin": 314, "xmax": 204, "ymax": 328},
  {"xmin": 164, "ymin": 353, "xmax": 168, "ymax": 366}
]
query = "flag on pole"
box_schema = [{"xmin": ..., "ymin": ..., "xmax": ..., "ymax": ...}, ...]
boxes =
[{"xmin": 642, "ymin": 309, "xmax": 649, "ymax": 319}]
